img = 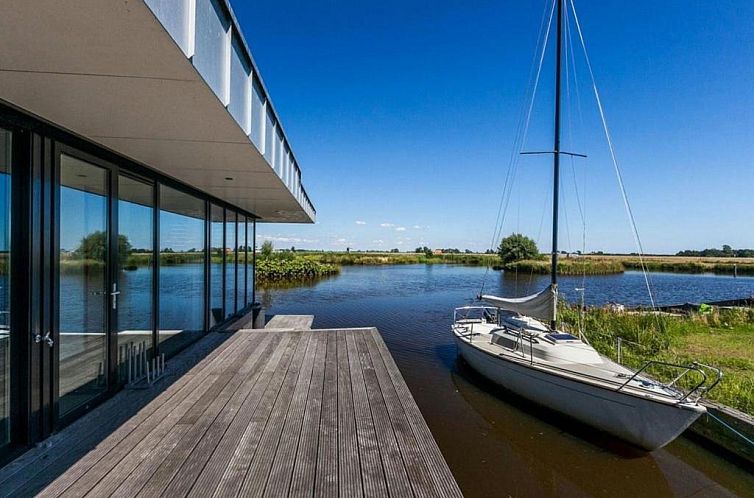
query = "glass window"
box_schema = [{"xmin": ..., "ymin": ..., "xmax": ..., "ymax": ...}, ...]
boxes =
[
  {"xmin": 159, "ymin": 186, "xmax": 205, "ymax": 357},
  {"xmin": 251, "ymin": 77, "xmax": 265, "ymax": 152},
  {"xmin": 193, "ymin": 0, "xmax": 230, "ymax": 103},
  {"xmin": 275, "ymin": 129, "xmax": 285, "ymax": 176},
  {"xmin": 0, "ymin": 129, "xmax": 10, "ymax": 446},
  {"xmin": 246, "ymin": 218, "xmax": 254, "ymax": 307},
  {"xmin": 229, "ymin": 35, "xmax": 251, "ymax": 133},
  {"xmin": 264, "ymin": 113, "xmax": 276, "ymax": 166},
  {"xmin": 58, "ymin": 154, "xmax": 109, "ymax": 417},
  {"xmin": 210, "ymin": 204, "xmax": 224, "ymax": 327},
  {"xmin": 145, "ymin": 0, "xmax": 193, "ymax": 56},
  {"xmin": 225, "ymin": 211, "xmax": 237, "ymax": 318},
  {"xmin": 117, "ymin": 176, "xmax": 154, "ymax": 382},
  {"xmin": 240, "ymin": 217, "xmax": 247, "ymax": 307}
]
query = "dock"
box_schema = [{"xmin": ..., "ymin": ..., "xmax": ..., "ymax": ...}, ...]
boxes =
[
  {"xmin": 0, "ymin": 326, "xmax": 462, "ymax": 497},
  {"xmin": 264, "ymin": 314, "xmax": 315, "ymax": 330}
]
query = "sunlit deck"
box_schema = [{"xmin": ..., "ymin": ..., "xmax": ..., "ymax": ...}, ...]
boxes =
[{"xmin": 0, "ymin": 327, "xmax": 462, "ymax": 497}]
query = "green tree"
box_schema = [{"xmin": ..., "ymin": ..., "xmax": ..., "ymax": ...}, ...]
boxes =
[
  {"xmin": 260, "ymin": 240, "xmax": 274, "ymax": 259},
  {"xmin": 73, "ymin": 230, "xmax": 132, "ymax": 267},
  {"xmin": 498, "ymin": 233, "xmax": 539, "ymax": 264},
  {"xmin": 423, "ymin": 247, "xmax": 433, "ymax": 258}
]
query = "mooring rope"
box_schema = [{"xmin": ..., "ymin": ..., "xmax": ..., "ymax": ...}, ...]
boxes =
[{"xmin": 706, "ymin": 411, "xmax": 754, "ymax": 449}]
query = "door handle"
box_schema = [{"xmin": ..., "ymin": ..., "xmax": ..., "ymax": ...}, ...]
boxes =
[
  {"xmin": 43, "ymin": 331, "xmax": 53, "ymax": 348},
  {"xmin": 110, "ymin": 283, "xmax": 121, "ymax": 310}
]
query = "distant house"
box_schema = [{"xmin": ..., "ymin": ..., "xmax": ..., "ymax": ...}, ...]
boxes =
[{"xmin": 433, "ymin": 249, "xmax": 443, "ymax": 255}]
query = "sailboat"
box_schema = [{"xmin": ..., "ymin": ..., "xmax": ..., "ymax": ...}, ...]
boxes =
[{"xmin": 452, "ymin": 0, "xmax": 721, "ymax": 451}]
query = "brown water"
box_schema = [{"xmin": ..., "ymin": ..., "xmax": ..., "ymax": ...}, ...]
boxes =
[{"xmin": 260, "ymin": 265, "xmax": 754, "ymax": 497}]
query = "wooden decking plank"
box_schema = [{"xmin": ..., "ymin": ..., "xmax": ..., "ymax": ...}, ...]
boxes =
[
  {"xmin": 211, "ymin": 332, "xmax": 304, "ymax": 498},
  {"xmin": 71, "ymin": 335, "xmax": 259, "ymax": 498},
  {"xmin": 336, "ymin": 329, "xmax": 362, "ymax": 498},
  {"xmin": 345, "ymin": 331, "xmax": 388, "ymax": 498},
  {"xmin": 32, "ymin": 333, "xmax": 253, "ymax": 498},
  {"xmin": 238, "ymin": 333, "xmax": 315, "ymax": 498},
  {"xmin": 105, "ymin": 423, "xmax": 192, "ymax": 498},
  {"xmin": 369, "ymin": 329, "xmax": 463, "ymax": 498},
  {"xmin": 161, "ymin": 333, "xmax": 282, "ymax": 496},
  {"xmin": 313, "ymin": 330, "xmax": 338, "ymax": 498},
  {"xmin": 354, "ymin": 330, "xmax": 414, "ymax": 498},
  {"xmin": 1, "ymin": 332, "xmax": 238, "ymax": 496},
  {"xmin": 186, "ymin": 332, "xmax": 293, "ymax": 498},
  {"xmin": 261, "ymin": 333, "xmax": 321, "ymax": 497},
  {"xmin": 98, "ymin": 334, "xmax": 278, "ymax": 498},
  {"xmin": 265, "ymin": 315, "xmax": 315, "ymax": 330},
  {"xmin": 363, "ymin": 330, "xmax": 439, "ymax": 498},
  {"xmin": 133, "ymin": 335, "xmax": 267, "ymax": 498},
  {"xmin": 278, "ymin": 333, "xmax": 328, "ymax": 497}
]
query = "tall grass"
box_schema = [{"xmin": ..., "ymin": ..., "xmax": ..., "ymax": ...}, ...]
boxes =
[
  {"xmin": 559, "ymin": 305, "xmax": 754, "ymax": 415},
  {"xmin": 504, "ymin": 258, "xmax": 624, "ymax": 275}
]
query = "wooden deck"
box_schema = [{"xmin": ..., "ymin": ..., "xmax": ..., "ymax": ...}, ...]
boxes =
[
  {"xmin": 264, "ymin": 315, "xmax": 315, "ymax": 330},
  {"xmin": 0, "ymin": 328, "xmax": 462, "ymax": 497}
]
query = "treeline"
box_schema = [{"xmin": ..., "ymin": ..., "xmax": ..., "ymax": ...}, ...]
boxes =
[{"xmin": 676, "ymin": 245, "xmax": 754, "ymax": 258}]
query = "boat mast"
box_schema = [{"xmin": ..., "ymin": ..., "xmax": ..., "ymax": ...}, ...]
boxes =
[{"xmin": 551, "ymin": 0, "xmax": 563, "ymax": 330}]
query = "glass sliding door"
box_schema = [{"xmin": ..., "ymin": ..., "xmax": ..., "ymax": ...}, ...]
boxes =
[
  {"xmin": 0, "ymin": 129, "xmax": 11, "ymax": 447},
  {"xmin": 209, "ymin": 204, "xmax": 224, "ymax": 327},
  {"xmin": 158, "ymin": 186, "xmax": 205, "ymax": 357},
  {"xmin": 225, "ymin": 211, "xmax": 237, "ymax": 318},
  {"xmin": 58, "ymin": 154, "xmax": 109, "ymax": 418},
  {"xmin": 117, "ymin": 176, "xmax": 154, "ymax": 381},
  {"xmin": 247, "ymin": 218, "xmax": 254, "ymax": 307},
  {"xmin": 240, "ymin": 217, "xmax": 247, "ymax": 307}
]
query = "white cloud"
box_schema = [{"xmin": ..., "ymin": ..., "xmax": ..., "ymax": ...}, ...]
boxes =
[
  {"xmin": 336, "ymin": 238, "xmax": 347, "ymax": 243},
  {"xmin": 355, "ymin": 220, "xmax": 367, "ymax": 225},
  {"xmin": 260, "ymin": 235, "xmax": 318, "ymax": 244},
  {"xmin": 412, "ymin": 225, "xmax": 424, "ymax": 230},
  {"xmin": 396, "ymin": 227, "xmax": 406, "ymax": 232},
  {"xmin": 380, "ymin": 223, "xmax": 395, "ymax": 228},
  {"xmin": 372, "ymin": 239, "xmax": 385, "ymax": 244}
]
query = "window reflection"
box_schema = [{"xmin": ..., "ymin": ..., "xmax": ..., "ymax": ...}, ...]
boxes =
[
  {"xmin": 225, "ymin": 211, "xmax": 237, "ymax": 318},
  {"xmin": 159, "ymin": 186, "xmax": 205, "ymax": 357},
  {"xmin": 0, "ymin": 130, "xmax": 10, "ymax": 446},
  {"xmin": 117, "ymin": 176, "xmax": 154, "ymax": 381},
  {"xmin": 58, "ymin": 154, "xmax": 108, "ymax": 417},
  {"xmin": 210, "ymin": 204, "xmax": 224, "ymax": 327}
]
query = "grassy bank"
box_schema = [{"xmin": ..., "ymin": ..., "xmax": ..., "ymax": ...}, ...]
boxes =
[
  {"xmin": 302, "ymin": 251, "xmax": 498, "ymax": 266},
  {"xmin": 502, "ymin": 257, "xmax": 625, "ymax": 275},
  {"xmin": 558, "ymin": 306, "xmax": 754, "ymax": 415}
]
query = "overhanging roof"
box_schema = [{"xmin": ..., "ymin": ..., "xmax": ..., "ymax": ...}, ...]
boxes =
[{"xmin": 0, "ymin": 0, "xmax": 314, "ymax": 223}]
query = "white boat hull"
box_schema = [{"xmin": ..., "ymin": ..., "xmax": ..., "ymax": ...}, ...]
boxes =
[{"xmin": 454, "ymin": 335, "xmax": 705, "ymax": 450}]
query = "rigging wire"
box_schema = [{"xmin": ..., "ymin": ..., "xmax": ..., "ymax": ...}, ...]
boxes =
[
  {"xmin": 479, "ymin": 0, "xmax": 556, "ymax": 297},
  {"xmin": 569, "ymin": 0, "xmax": 657, "ymax": 310}
]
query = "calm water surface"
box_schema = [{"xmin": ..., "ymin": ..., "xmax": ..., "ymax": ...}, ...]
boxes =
[{"xmin": 259, "ymin": 265, "xmax": 754, "ymax": 498}]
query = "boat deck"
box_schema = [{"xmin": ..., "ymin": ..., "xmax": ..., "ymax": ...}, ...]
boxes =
[{"xmin": 0, "ymin": 327, "xmax": 462, "ymax": 497}]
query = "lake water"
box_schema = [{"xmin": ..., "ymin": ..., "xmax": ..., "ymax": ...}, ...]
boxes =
[{"xmin": 259, "ymin": 265, "xmax": 754, "ymax": 498}]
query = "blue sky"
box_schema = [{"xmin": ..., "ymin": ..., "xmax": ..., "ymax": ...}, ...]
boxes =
[{"xmin": 234, "ymin": 0, "xmax": 754, "ymax": 254}]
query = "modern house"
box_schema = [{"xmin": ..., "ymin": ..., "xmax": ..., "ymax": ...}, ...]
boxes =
[{"xmin": 0, "ymin": 0, "xmax": 314, "ymax": 461}]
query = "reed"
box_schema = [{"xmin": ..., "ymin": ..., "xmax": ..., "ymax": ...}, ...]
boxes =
[
  {"xmin": 503, "ymin": 258, "xmax": 624, "ymax": 275},
  {"xmin": 256, "ymin": 257, "xmax": 339, "ymax": 282}
]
